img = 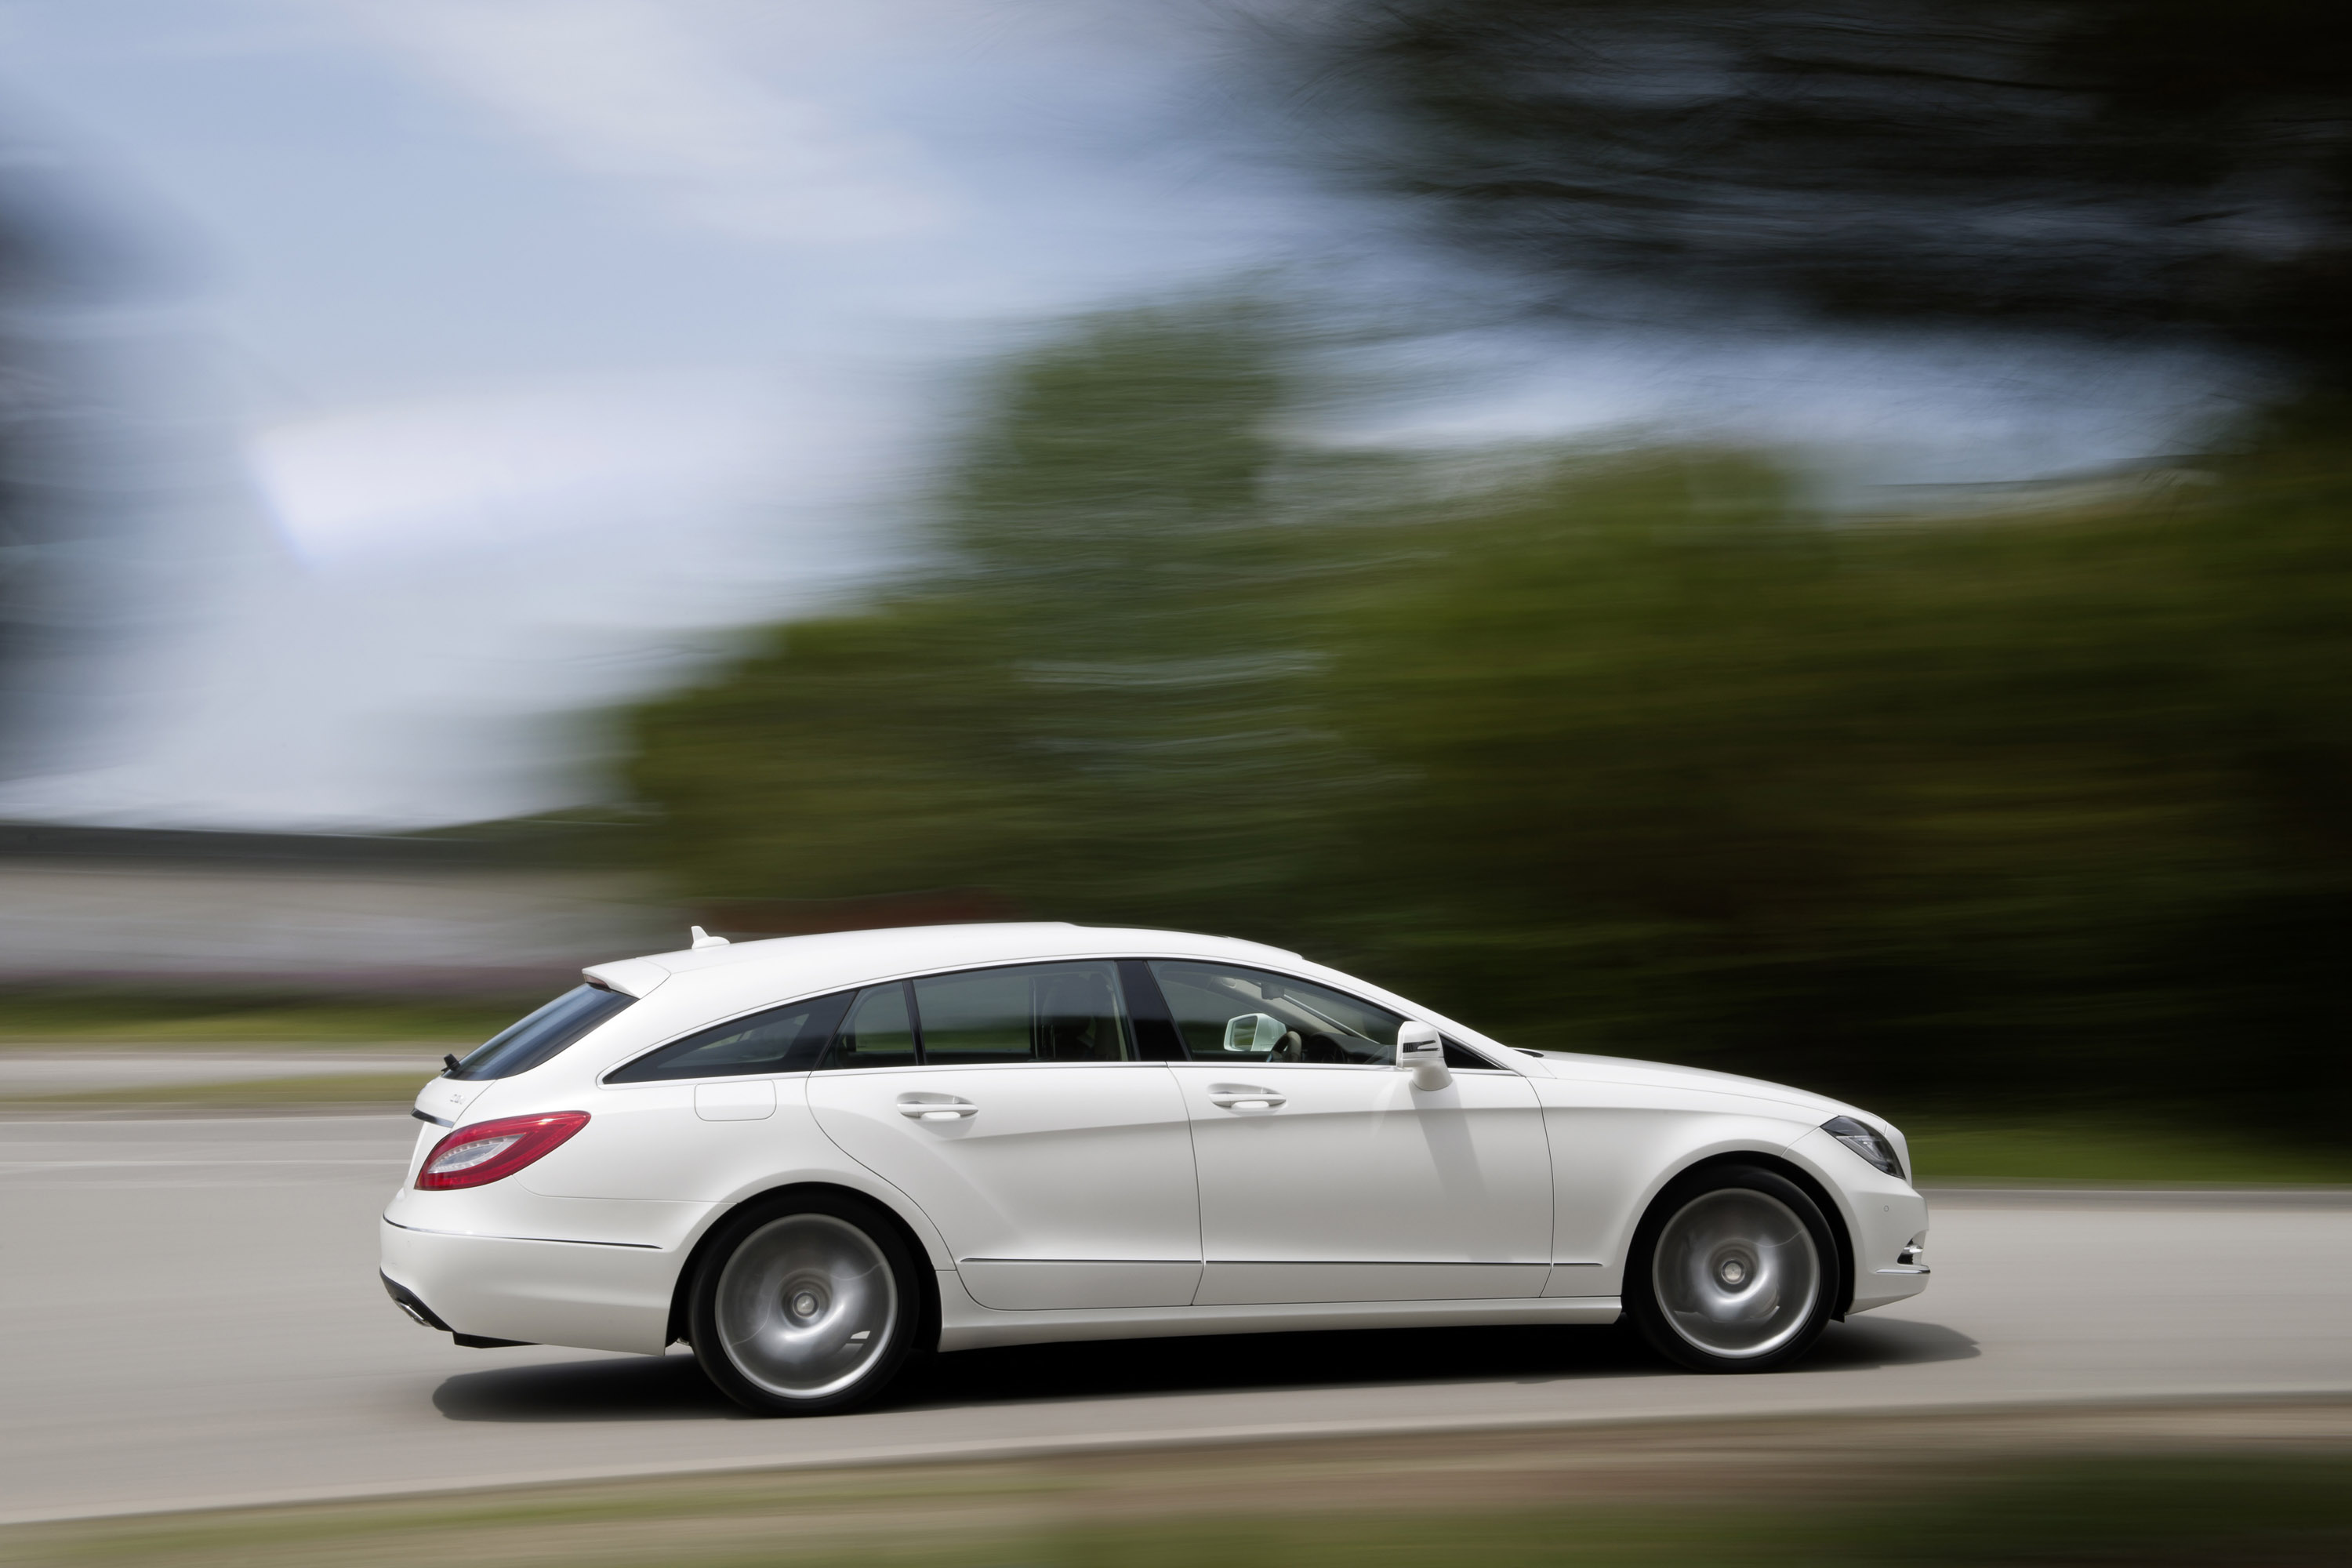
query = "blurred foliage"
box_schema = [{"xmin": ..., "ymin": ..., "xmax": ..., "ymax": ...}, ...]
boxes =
[
  {"xmin": 630, "ymin": 308, "xmax": 2352, "ymax": 1135},
  {"xmin": 9, "ymin": 1449, "xmax": 2347, "ymax": 1566},
  {"xmin": 1302, "ymin": 2, "xmax": 2352, "ymax": 376}
]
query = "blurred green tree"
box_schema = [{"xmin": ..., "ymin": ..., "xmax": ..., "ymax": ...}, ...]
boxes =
[
  {"xmin": 630, "ymin": 305, "xmax": 1373, "ymax": 935},
  {"xmin": 630, "ymin": 310, "xmax": 2352, "ymax": 1134}
]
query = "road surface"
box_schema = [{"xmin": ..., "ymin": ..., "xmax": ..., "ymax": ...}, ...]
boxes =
[{"xmin": 2, "ymin": 1115, "xmax": 2347, "ymax": 1525}]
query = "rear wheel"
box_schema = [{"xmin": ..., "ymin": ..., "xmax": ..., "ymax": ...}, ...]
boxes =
[
  {"xmin": 688, "ymin": 1191, "xmax": 922, "ymax": 1416},
  {"xmin": 1625, "ymin": 1163, "xmax": 1835, "ymax": 1373}
]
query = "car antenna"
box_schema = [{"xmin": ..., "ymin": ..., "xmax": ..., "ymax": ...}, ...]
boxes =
[{"xmin": 690, "ymin": 925, "xmax": 731, "ymax": 949}]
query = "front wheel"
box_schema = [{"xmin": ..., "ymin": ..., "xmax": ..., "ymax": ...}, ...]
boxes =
[
  {"xmin": 1625, "ymin": 1163, "xmax": 1836, "ymax": 1373},
  {"xmin": 688, "ymin": 1191, "xmax": 924, "ymax": 1416}
]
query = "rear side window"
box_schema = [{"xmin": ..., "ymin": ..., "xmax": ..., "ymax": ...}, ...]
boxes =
[
  {"xmin": 913, "ymin": 961, "xmax": 1133, "ymax": 1064},
  {"xmin": 447, "ymin": 985, "xmax": 635, "ymax": 1081},
  {"xmin": 606, "ymin": 989, "xmax": 854, "ymax": 1083},
  {"xmin": 822, "ymin": 983, "xmax": 920, "ymax": 1070},
  {"xmin": 601, "ymin": 960, "xmax": 1155, "ymax": 1082}
]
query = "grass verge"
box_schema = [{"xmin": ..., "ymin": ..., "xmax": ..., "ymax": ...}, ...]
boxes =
[
  {"xmin": 1900, "ymin": 1115, "xmax": 2352, "ymax": 1185},
  {"xmin": 1, "ymin": 1075, "xmax": 433, "ymax": 1112},
  {"xmin": 4, "ymin": 1409, "xmax": 2346, "ymax": 1567}
]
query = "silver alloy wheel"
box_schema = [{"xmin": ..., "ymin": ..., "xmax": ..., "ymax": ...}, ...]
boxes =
[
  {"xmin": 1650, "ymin": 1188, "xmax": 1820, "ymax": 1359},
  {"xmin": 713, "ymin": 1213, "xmax": 899, "ymax": 1399}
]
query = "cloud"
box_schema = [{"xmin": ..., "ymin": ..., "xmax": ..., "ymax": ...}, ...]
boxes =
[
  {"xmin": 246, "ymin": 376, "xmax": 764, "ymax": 566},
  {"xmin": 318, "ymin": 0, "xmax": 952, "ymax": 242}
]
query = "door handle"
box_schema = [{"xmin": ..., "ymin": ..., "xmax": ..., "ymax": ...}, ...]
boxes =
[
  {"xmin": 896, "ymin": 1095, "xmax": 978, "ymax": 1120},
  {"xmin": 1208, "ymin": 1085, "xmax": 1286, "ymax": 1110}
]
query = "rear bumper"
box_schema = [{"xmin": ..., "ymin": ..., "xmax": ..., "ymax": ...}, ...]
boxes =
[{"xmin": 379, "ymin": 1218, "xmax": 681, "ymax": 1355}]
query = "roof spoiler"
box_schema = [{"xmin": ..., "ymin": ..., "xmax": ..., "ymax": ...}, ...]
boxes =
[{"xmin": 582, "ymin": 957, "xmax": 670, "ymax": 998}]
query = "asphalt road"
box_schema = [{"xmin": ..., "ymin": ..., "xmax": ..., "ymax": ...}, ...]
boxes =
[{"xmin": 2, "ymin": 1116, "xmax": 2347, "ymax": 1526}]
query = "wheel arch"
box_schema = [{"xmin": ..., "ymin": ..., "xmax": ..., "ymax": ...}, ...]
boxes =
[
  {"xmin": 665, "ymin": 1180, "xmax": 944, "ymax": 1352},
  {"xmin": 1637, "ymin": 1149, "xmax": 1857, "ymax": 1321}
]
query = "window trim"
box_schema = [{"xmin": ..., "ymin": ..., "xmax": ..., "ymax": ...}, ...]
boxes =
[{"xmin": 599, "ymin": 954, "xmax": 1518, "ymax": 1085}]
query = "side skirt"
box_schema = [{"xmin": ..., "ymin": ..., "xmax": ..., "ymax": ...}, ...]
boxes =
[{"xmin": 933, "ymin": 1270, "xmax": 1622, "ymax": 1353}]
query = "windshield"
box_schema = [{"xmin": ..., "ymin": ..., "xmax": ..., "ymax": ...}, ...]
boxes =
[{"xmin": 446, "ymin": 985, "xmax": 634, "ymax": 1080}]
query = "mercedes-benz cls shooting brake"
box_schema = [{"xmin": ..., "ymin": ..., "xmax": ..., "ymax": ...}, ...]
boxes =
[{"xmin": 382, "ymin": 923, "xmax": 1929, "ymax": 1414}]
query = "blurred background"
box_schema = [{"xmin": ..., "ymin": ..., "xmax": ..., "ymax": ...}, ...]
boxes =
[
  {"xmin": 3, "ymin": 5, "xmax": 2350, "ymax": 1564},
  {"xmin": 2, "ymin": 0, "xmax": 2343, "ymax": 1182}
]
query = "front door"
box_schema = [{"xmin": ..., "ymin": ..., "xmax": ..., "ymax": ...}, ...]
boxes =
[
  {"xmin": 806, "ymin": 961, "xmax": 1200, "ymax": 1311},
  {"xmin": 1149, "ymin": 959, "xmax": 1552, "ymax": 1305}
]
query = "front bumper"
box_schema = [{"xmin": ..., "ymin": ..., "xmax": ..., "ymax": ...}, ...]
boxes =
[{"xmin": 1787, "ymin": 1127, "xmax": 1932, "ymax": 1315}]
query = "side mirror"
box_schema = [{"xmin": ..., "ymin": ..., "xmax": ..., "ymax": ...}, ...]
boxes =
[
  {"xmin": 1397, "ymin": 1022, "xmax": 1450, "ymax": 1091},
  {"xmin": 1222, "ymin": 1013, "xmax": 1286, "ymax": 1053}
]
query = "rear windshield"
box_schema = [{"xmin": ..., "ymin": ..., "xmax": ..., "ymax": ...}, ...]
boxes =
[{"xmin": 445, "ymin": 985, "xmax": 635, "ymax": 1080}]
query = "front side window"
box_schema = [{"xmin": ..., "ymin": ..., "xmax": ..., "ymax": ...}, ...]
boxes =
[
  {"xmin": 447, "ymin": 985, "xmax": 635, "ymax": 1080},
  {"xmin": 913, "ymin": 961, "xmax": 1134, "ymax": 1064},
  {"xmin": 1149, "ymin": 961, "xmax": 1403, "ymax": 1066},
  {"xmin": 605, "ymin": 989, "xmax": 852, "ymax": 1083}
]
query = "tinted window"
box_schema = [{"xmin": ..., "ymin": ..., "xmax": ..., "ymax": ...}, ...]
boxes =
[
  {"xmin": 913, "ymin": 962, "xmax": 1134, "ymax": 1065},
  {"xmin": 447, "ymin": 985, "xmax": 634, "ymax": 1081},
  {"xmin": 1118, "ymin": 959, "xmax": 1189, "ymax": 1061},
  {"xmin": 605, "ymin": 989, "xmax": 853, "ymax": 1083},
  {"xmin": 822, "ymin": 982, "xmax": 918, "ymax": 1069},
  {"xmin": 1149, "ymin": 961, "xmax": 1403, "ymax": 1066}
]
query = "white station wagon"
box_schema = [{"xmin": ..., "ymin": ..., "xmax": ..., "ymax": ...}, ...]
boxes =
[{"xmin": 382, "ymin": 924, "xmax": 1929, "ymax": 1414}]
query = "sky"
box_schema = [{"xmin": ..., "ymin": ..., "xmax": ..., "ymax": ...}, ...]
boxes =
[{"xmin": 0, "ymin": 0, "xmax": 2263, "ymax": 831}]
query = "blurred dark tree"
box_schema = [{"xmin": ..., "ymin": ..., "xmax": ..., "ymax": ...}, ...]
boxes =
[
  {"xmin": 632, "ymin": 309, "xmax": 2352, "ymax": 1136},
  {"xmin": 1308, "ymin": 2, "xmax": 2352, "ymax": 374}
]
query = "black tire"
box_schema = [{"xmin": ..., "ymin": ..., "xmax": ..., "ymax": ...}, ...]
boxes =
[
  {"xmin": 1624, "ymin": 1163, "xmax": 1837, "ymax": 1373},
  {"xmin": 688, "ymin": 1190, "xmax": 924, "ymax": 1416}
]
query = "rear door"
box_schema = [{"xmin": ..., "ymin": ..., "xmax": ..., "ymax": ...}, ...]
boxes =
[{"xmin": 806, "ymin": 961, "xmax": 1201, "ymax": 1311}]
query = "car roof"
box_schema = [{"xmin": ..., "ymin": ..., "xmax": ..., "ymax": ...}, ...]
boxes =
[{"xmin": 583, "ymin": 922, "xmax": 1313, "ymax": 1007}]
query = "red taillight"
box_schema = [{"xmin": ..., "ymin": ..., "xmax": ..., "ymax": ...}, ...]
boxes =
[{"xmin": 417, "ymin": 1111, "xmax": 589, "ymax": 1190}]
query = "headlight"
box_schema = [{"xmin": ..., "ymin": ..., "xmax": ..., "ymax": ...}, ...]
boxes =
[{"xmin": 1822, "ymin": 1115, "xmax": 1904, "ymax": 1181}]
